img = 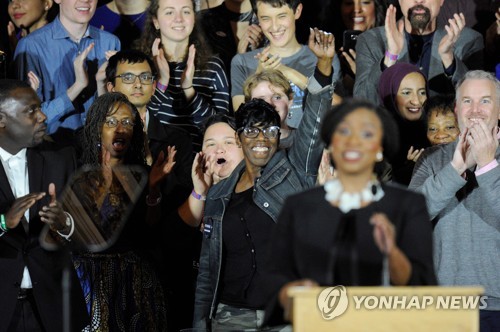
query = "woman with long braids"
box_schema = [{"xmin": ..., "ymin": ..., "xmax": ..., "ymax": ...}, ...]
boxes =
[
  {"xmin": 72, "ymin": 92, "xmax": 173, "ymax": 331},
  {"xmin": 139, "ymin": 0, "xmax": 231, "ymax": 151}
]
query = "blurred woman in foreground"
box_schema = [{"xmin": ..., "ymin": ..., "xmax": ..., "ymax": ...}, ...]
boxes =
[{"xmin": 265, "ymin": 99, "xmax": 436, "ymax": 323}]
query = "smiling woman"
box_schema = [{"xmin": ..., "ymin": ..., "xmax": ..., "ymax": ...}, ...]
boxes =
[
  {"xmin": 263, "ymin": 99, "xmax": 436, "ymax": 327},
  {"xmin": 378, "ymin": 62, "xmax": 430, "ymax": 185}
]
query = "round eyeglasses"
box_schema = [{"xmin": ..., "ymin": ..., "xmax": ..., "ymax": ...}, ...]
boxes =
[
  {"xmin": 113, "ymin": 73, "xmax": 155, "ymax": 85},
  {"xmin": 238, "ymin": 126, "xmax": 280, "ymax": 139},
  {"xmin": 104, "ymin": 117, "xmax": 135, "ymax": 129}
]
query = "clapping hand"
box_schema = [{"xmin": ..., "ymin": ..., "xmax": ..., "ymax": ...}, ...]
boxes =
[
  {"xmin": 451, "ymin": 128, "xmax": 475, "ymax": 175},
  {"xmin": 438, "ymin": 13, "xmax": 466, "ymax": 69},
  {"xmin": 39, "ymin": 183, "xmax": 67, "ymax": 233},
  {"xmin": 4, "ymin": 192, "xmax": 46, "ymax": 230},
  {"xmin": 255, "ymin": 46, "xmax": 281, "ymax": 73},
  {"xmin": 467, "ymin": 121, "xmax": 499, "ymax": 169},
  {"xmin": 384, "ymin": 5, "xmax": 405, "ymax": 67},
  {"xmin": 237, "ymin": 24, "xmax": 264, "ymax": 53},
  {"xmin": 152, "ymin": 38, "xmax": 170, "ymax": 86},
  {"xmin": 370, "ymin": 212, "xmax": 396, "ymax": 255},
  {"xmin": 149, "ymin": 146, "xmax": 177, "ymax": 189}
]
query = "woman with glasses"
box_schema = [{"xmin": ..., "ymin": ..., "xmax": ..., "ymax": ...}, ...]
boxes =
[
  {"xmin": 138, "ymin": 0, "xmax": 231, "ymax": 151},
  {"xmin": 72, "ymin": 92, "xmax": 173, "ymax": 331},
  {"xmin": 192, "ymin": 29, "xmax": 336, "ymax": 327}
]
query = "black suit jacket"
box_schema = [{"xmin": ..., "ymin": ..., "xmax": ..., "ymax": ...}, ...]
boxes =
[{"xmin": 0, "ymin": 144, "xmax": 88, "ymax": 332}]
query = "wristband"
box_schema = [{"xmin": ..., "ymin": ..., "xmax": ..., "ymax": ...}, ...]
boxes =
[
  {"xmin": 0, "ymin": 214, "xmax": 8, "ymax": 232},
  {"xmin": 384, "ymin": 51, "xmax": 399, "ymax": 61},
  {"xmin": 156, "ymin": 81, "xmax": 167, "ymax": 92},
  {"xmin": 191, "ymin": 190, "xmax": 206, "ymax": 201}
]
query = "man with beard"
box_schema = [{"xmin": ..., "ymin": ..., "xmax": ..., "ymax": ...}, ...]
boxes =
[{"xmin": 354, "ymin": 0, "xmax": 484, "ymax": 102}]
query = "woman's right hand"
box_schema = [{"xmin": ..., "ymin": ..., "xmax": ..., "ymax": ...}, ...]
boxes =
[
  {"xmin": 191, "ymin": 152, "xmax": 213, "ymax": 197},
  {"xmin": 152, "ymin": 38, "xmax": 170, "ymax": 86}
]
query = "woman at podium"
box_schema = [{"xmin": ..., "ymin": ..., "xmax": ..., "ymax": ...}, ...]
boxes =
[{"xmin": 265, "ymin": 99, "xmax": 437, "ymax": 318}]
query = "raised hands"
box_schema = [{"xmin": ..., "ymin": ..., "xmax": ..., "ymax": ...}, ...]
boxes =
[
  {"xmin": 191, "ymin": 152, "xmax": 214, "ymax": 197},
  {"xmin": 371, "ymin": 213, "xmax": 396, "ymax": 255},
  {"xmin": 384, "ymin": 5, "xmax": 405, "ymax": 67},
  {"xmin": 308, "ymin": 27, "xmax": 335, "ymax": 77},
  {"xmin": 39, "ymin": 183, "xmax": 68, "ymax": 233},
  {"xmin": 451, "ymin": 128, "xmax": 475, "ymax": 174},
  {"xmin": 438, "ymin": 13, "xmax": 466, "ymax": 69},
  {"xmin": 149, "ymin": 146, "xmax": 177, "ymax": 189},
  {"xmin": 237, "ymin": 24, "xmax": 264, "ymax": 54},
  {"xmin": 152, "ymin": 38, "xmax": 170, "ymax": 86},
  {"xmin": 4, "ymin": 192, "xmax": 46, "ymax": 230},
  {"xmin": 96, "ymin": 50, "xmax": 118, "ymax": 96},
  {"xmin": 407, "ymin": 146, "xmax": 425, "ymax": 163},
  {"xmin": 181, "ymin": 44, "xmax": 196, "ymax": 91},
  {"xmin": 27, "ymin": 71, "xmax": 40, "ymax": 91},
  {"xmin": 255, "ymin": 46, "xmax": 281, "ymax": 73},
  {"xmin": 466, "ymin": 121, "xmax": 499, "ymax": 169},
  {"xmin": 67, "ymin": 43, "xmax": 94, "ymax": 101}
]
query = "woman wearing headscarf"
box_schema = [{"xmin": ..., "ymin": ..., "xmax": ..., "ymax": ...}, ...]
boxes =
[{"xmin": 378, "ymin": 62, "xmax": 430, "ymax": 185}]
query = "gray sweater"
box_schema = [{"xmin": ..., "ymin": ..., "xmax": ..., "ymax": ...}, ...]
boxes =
[{"xmin": 409, "ymin": 141, "xmax": 500, "ymax": 310}]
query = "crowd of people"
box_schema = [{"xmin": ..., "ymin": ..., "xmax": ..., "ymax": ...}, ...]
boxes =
[{"xmin": 0, "ymin": 0, "xmax": 499, "ymax": 331}]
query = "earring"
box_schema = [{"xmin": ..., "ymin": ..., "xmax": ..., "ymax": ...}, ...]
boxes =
[{"xmin": 376, "ymin": 151, "xmax": 383, "ymax": 161}]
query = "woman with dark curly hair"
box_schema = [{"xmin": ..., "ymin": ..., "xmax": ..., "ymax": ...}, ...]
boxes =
[
  {"xmin": 138, "ymin": 0, "xmax": 231, "ymax": 151},
  {"xmin": 72, "ymin": 92, "xmax": 173, "ymax": 331}
]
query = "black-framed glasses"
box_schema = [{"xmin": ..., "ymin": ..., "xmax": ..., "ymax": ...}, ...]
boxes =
[
  {"xmin": 113, "ymin": 73, "xmax": 155, "ymax": 85},
  {"xmin": 104, "ymin": 117, "xmax": 135, "ymax": 129},
  {"xmin": 238, "ymin": 126, "xmax": 280, "ymax": 139}
]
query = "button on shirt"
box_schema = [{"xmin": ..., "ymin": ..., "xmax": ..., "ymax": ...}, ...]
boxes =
[{"xmin": 0, "ymin": 147, "xmax": 32, "ymax": 288}]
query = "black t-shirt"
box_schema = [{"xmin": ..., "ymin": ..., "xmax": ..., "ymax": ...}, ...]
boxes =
[{"xmin": 219, "ymin": 187, "xmax": 275, "ymax": 309}]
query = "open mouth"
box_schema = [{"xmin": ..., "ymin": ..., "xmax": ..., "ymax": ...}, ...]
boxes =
[
  {"xmin": 353, "ymin": 16, "xmax": 365, "ymax": 23},
  {"xmin": 408, "ymin": 107, "xmax": 421, "ymax": 114},
  {"xmin": 112, "ymin": 137, "xmax": 128, "ymax": 151},
  {"xmin": 216, "ymin": 158, "xmax": 226, "ymax": 165}
]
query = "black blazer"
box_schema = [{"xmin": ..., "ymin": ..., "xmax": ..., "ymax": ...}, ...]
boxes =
[{"xmin": 0, "ymin": 144, "xmax": 88, "ymax": 332}]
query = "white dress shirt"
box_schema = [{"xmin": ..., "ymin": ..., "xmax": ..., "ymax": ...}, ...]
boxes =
[{"xmin": 0, "ymin": 147, "xmax": 33, "ymax": 288}]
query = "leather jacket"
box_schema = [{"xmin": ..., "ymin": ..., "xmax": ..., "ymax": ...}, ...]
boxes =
[{"xmin": 193, "ymin": 77, "xmax": 334, "ymax": 328}]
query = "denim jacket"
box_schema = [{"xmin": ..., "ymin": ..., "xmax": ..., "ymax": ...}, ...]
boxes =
[{"xmin": 193, "ymin": 76, "xmax": 333, "ymax": 328}]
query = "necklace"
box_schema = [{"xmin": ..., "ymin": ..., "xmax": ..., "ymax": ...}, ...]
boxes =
[{"xmin": 324, "ymin": 178, "xmax": 384, "ymax": 213}]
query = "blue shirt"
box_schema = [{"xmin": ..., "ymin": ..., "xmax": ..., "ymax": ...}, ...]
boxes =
[{"xmin": 14, "ymin": 17, "xmax": 120, "ymax": 134}]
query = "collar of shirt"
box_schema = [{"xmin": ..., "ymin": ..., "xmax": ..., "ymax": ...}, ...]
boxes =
[
  {"xmin": 0, "ymin": 147, "xmax": 27, "ymax": 166},
  {"xmin": 51, "ymin": 15, "xmax": 93, "ymax": 41}
]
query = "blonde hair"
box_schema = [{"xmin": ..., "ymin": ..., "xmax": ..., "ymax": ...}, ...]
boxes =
[{"xmin": 243, "ymin": 69, "xmax": 293, "ymax": 102}]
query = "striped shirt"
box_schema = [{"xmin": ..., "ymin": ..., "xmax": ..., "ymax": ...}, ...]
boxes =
[{"xmin": 148, "ymin": 56, "xmax": 231, "ymax": 151}]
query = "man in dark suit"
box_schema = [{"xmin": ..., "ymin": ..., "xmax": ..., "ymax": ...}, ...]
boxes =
[{"xmin": 0, "ymin": 79, "xmax": 88, "ymax": 332}]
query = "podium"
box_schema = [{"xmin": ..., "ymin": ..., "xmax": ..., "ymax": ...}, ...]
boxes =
[{"xmin": 288, "ymin": 286, "xmax": 484, "ymax": 332}]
